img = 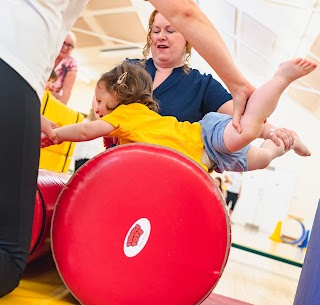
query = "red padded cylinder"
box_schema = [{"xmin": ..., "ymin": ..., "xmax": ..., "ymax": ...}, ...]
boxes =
[
  {"xmin": 28, "ymin": 169, "xmax": 70, "ymax": 263},
  {"xmin": 52, "ymin": 144, "xmax": 231, "ymax": 305}
]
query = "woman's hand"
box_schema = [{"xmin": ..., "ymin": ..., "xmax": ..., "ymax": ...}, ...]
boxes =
[
  {"xmin": 231, "ymin": 83, "xmax": 255, "ymax": 133},
  {"xmin": 40, "ymin": 115, "xmax": 58, "ymax": 145},
  {"xmin": 41, "ymin": 132, "xmax": 56, "ymax": 149}
]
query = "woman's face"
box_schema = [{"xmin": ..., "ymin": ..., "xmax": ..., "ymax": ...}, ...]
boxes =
[
  {"xmin": 58, "ymin": 34, "xmax": 74, "ymax": 59},
  {"xmin": 150, "ymin": 13, "xmax": 187, "ymax": 68}
]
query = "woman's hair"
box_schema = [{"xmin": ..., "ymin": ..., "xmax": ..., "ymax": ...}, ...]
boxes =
[
  {"xmin": 142, "ymin": 10, "xmax": 192, "ymax": 74},
  {"xmin": 98, "ymin": 61, "xmax": 159, "ymax": 112}
]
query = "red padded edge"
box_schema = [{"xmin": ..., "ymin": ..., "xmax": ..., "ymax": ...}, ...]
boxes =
[
  {"xmin": 29, "ymin": 169, "xmax": 70, "ymax": 262},
  {"xmin": 52, "ymin": 144, "xmax": 231, "ymax": 305}
]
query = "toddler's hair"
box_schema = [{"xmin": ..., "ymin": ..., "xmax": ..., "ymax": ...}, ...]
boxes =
[{"xmin": 98, "ymin": 61, "xmax": 159, "ymax": 112}]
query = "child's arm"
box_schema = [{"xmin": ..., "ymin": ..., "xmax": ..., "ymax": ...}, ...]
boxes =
[
  {"xmin": 224, "ymin": 174, "xmax": 232, "ymax": 186},
  {"xmin": 41, "ymin": 119, "xmax": 115, "ymax": 148}
]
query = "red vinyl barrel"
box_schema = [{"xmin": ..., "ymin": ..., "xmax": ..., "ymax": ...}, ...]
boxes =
[
  {"xmin": 52, "ymin": 144, "xmax": 231, "ymax": 305},
  {"xmin": 28, "ymin": 169, "xmax": 70, "ymax": 263}
]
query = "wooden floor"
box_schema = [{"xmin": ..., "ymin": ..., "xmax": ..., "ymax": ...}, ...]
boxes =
[
  {"xmin": 214, "ymin": 246, "xmax": 301, "ymax": 305},
  {"xmin": 1, "ymin": 223, "xmax": 304, "ymax": 305},
  {"xmin": 214, "ymin": 223, "xmax": 304, "ymax": 305}
]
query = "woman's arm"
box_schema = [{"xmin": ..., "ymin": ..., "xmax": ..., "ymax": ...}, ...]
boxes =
[
  {"xmin": 52, "ymin": 70, "xmax": 77, "ymax": 105},
  {"xmin": 148, "ymin": 0, "xmax": 255, "ymax": 132}
]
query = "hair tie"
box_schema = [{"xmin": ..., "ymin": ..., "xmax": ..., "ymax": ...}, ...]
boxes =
[{"xmin": 117, "ymin": 72, "xmax": 128, "ymax": 84}]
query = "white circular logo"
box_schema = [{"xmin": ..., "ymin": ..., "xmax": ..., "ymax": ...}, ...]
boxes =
[{"xmin": 123, "ymin": 218, "xmax": 151, "ymax": 258}]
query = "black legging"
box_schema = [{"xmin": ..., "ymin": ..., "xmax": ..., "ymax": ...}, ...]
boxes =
[
  {"xmin": 225, "ymin": 191, "xmax": 239, "ymax": 211},
  {"xmin": 0, "ymin": 59, "xmax": 40, "ymax": 297}
]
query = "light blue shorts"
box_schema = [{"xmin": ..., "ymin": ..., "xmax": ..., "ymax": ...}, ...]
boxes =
[{"xmin": 199, "ymin": 112, "xmax": 250, "ymax": 173}]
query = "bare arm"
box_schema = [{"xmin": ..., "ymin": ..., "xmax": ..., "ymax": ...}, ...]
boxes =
[
  {"xmin": 148, "ymin": 0, "xmax": 255, "ymax": 132},
  {"xmin": 224, "ymin": 174, "xmax": 232, "ymax": 185},
  {"xmin": 52, "ymin": 70, "xmax": 77, "ymax": 105},
  {"xmin": 41, "ymin": 120, "xmax": 115, "ymax": 148},
  {"xmin": 56, "ymin": 120, "xmax": 115, "ymax": 143}
]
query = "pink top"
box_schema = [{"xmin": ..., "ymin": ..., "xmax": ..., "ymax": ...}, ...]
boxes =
[{"xmin": 51, "ymin": 56, "xmax": 78, "ymax": 94}]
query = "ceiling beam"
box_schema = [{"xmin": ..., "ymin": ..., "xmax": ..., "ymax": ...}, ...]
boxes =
[
  {"xmin": 72, "ymin": 27, "xmax": 144, "ymax": 49},
  {"xmin": 80, "ymin": 6, "xmax": 136, "ymax": 17}
]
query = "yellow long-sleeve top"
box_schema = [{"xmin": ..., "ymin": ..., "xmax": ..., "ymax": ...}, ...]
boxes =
[{"xmin": 100, "ymin": 103, "xmax": 207, "ymax": 171}]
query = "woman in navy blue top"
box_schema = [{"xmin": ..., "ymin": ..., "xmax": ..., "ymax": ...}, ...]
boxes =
[
  {"xmin": 128, "ymin": 10, "xmax": 296, "ymax": 149},
  {"xmin": 143, "ymin": 58, "xmax": 232, "ymax": 123}
]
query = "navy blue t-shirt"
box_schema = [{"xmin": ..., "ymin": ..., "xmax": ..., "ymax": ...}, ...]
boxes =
[{"xmin": 128, "ymin": 58, "xmax": 232, "ymax": 123}]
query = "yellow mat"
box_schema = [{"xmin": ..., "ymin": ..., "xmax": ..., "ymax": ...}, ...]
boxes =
[
  {"xmin": 1, "ymin": 255, "xmax": 79, "ymax": 305},
  {"xmin": 1, "ymin": 255, "xmax": 251, "ymax": 305}
]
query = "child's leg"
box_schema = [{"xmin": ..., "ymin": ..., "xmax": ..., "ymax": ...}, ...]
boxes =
[
  {"xmin": 223, "ymin": 58, "xmax": 317, "ymax": 152},
  {"xmin": 246, "ymin": 131, "xmax": 311, "ymax": 171}
]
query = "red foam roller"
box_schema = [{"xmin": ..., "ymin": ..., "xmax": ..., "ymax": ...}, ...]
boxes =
[
  {"xmin": 52, "ymin": 144, "xmax": 231, "ymax": 305},
  {"xmin": 28, "ymin": 169, "xmax": 70, "ymax": 262}
]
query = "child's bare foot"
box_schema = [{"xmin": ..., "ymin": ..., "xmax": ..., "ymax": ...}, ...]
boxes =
[
  {"xmin": 274, "ymin": 58, "xmax": 317, "ymax": 86},
  {"xmin": 291, "ymin": 130, "xmax": 311, "ymax": 156},
  {"xmin": 232, "ymin": 82, "xmax": 256, "ymax": 133}
]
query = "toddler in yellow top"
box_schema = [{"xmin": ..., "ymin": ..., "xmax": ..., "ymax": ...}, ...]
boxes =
[{"xmin": 41, "ymin": 60, "xmax": 315, "ymax": 173}]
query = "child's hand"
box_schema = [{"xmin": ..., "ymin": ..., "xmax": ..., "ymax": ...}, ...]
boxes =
[
  {"xmin": 40, "ymin": 115, "xmax": 58, "ymax": 144},
  {"xmin": 41, "ymin": 131, "xmax": 57, "ymax": 148}
]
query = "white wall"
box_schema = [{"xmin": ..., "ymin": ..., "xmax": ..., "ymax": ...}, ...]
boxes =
[{"xmin": 68, "ymin": 80, "xmax": 96, "ymax": 115}]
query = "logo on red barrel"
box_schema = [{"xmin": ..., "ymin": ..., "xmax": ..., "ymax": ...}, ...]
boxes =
[{"xmin": 124, "ymin": 218, "xmax": 151, "ymax": 257}]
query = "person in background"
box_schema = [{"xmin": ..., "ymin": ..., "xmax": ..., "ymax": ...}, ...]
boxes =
[
  {"xmin": 126, "ymin": 10, "xmax": 297, "ymax": 152},
  {"xmin": 73, "ymin": 108, "xmax": 104, "ymax": 171},
  {"xmin": 214, "ymin": 177, "xmax": 226, "ymax": 197},
  {"xmin": 224, "ymin": 172, "xmax": 244, "ymax": 217},
  {"xmin": 45, "ymin": 70, "xmax": 58, "ymax": 92},
  {"xmin": 50, "ymin": 31, "xmax": 78, "ymax": 105}
]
